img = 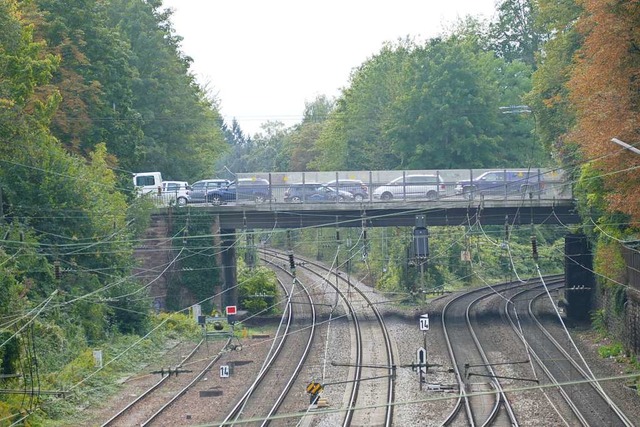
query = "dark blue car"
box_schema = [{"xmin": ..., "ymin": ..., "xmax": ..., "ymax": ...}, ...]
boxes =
[
  {"xmin": 455, "ymin": 170, "xmax": 545, "ymax": 198},
  {"xmin": 208, "ymin": 178, "xmax": 271, "ymax": 205},
  {"xmin": 284, "ymin": 183, "xmax": 354, "ymax": 203}
]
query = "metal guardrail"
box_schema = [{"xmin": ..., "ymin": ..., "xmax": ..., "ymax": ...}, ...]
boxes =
[
  {"xmin": 232, "ymin": 168, "xmax": 571, "ymax": 205},
  {"xmin": 140, "ymin": 168, "xmax": 572, "ymax": 207}
]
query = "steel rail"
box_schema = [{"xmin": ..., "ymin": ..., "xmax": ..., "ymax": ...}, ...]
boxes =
[
  {"xmin": 442, "ymin": 283, "xmax": 509, "ymax": 427},
  {"xmin": 440, "ymin": 276, "xmax": 563, "ymax": 426},
  {"xmin": 259, "ymin": 257, "xmax": 317, "ymax": 427},
  {"xmin": 100, "ymin": 338, "xmax": 208, "ymax": 427},
  {"xmin": 220, "ymin": 274, "xmax": 295, "ymax": 426},
  {"xmin": 140, "ymin": 339, "xmax": 231, "ymax": 427},
  {"xmin": 263, "ymin": 249, "xmax": 395, "ymax": 427},
  {"xmin": 259, "ymin": 249, "xmax": 363, "ymax": 427},
  {"xmin": 504, "ymin": 282, "xmax": 589, "ymax": 426},
  {"xmin": 466, "ymin": 290, "xmax": 519, "ymax": 426},
  {"xmin": 527, "ymin": 289, "xmax": 635, "ymax": 427}
]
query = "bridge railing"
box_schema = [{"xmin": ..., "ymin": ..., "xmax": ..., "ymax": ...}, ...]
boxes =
[{"xmin": 231, "ymin": 168, "xmax": 571, "ymax": 206}]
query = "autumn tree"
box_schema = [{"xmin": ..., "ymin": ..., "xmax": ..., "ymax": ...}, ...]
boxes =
[{"xmin": 568, "ymin": 0, "xmax": 640, "ymax": 222}]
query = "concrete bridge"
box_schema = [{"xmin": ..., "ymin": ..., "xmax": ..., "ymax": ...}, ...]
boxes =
[{"xmin": 147, "ymin": 167, "xmax": 585, "ymax": 311}]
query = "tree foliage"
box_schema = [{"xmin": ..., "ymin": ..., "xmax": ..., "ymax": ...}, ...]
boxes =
[
  {"xmin": 567, "ymin": 0, "xmax": 640, "ymax": 222},
  {"xmin": 312, "ymin": 32, "xmax": 550, "ymax": 171},
  {"xmin": 237, "ymin": 262, "xmax": 278, "ymax": 315},
  {"xmin": 27, "ymin": 0, "xmax": 227, "ymax": 182},
  {"xmin": 489, "ymin": 0, "xmax": 543, "ymax": 67},
  {"xmin": 526, "ymin": 0, "xmax": 583, "ymax": 164}
]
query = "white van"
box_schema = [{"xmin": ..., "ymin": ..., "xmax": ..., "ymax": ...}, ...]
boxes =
[{"xmin": 133, "ymin": 172, "xmax": 162, "ymax": 195}]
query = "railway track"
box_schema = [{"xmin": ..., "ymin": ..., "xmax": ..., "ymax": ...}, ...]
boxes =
[
  {"xmin": 100, "ymin": 338, "xmax": 230, "ymax": 427},
  {"xmin": 97, "ymin": 260, "xmax": 634, "ymax": 427},
  {"xmin": 441, "ymin": 277, "xmax": 563, "ymax": 426},
  {"xmin": 261, "ymin": 248, "xmax": 395, "ymax": 427},
  {"xmin": 220, "ymin": 258, "xmax": 317, "ymax": 426},
  {"xmin": 505, "ymin": 282, "xmax": 635, "ymax": 426}
]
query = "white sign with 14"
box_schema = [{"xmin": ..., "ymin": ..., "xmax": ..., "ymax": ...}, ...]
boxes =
[
  {"xmin": 419, "ymin": 314, "xmax": 429, "ymax": 331},
  {"xmin": 219, "ymin": 365, "xmax": 230, "ymax": 378}
]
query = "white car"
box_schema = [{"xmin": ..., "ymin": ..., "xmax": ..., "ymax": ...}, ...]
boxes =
[
  {"xmin": 162, "ymin": 181, "xmax": 189, "ymax": 206},
  {"xmin": 373, "ymin": 174, "xmax": 446, "ymax": 201}
]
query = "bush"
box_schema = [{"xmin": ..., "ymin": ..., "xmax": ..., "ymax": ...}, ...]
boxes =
[{"xmin": 598, "ymin": 342, "xmax": 624, "ymax": 359}]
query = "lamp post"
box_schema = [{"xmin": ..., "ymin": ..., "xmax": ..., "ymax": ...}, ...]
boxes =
[
  {"xmin": 500, "ymin": 105, "xmax": 539, "ymax": 165},
  {"xmin": 611, "ymin": 138, "xmax": 640, "ymax": 156},
  {"xmin": 499, "ymin": 105, "xmax": 532, "ymax": 114}
]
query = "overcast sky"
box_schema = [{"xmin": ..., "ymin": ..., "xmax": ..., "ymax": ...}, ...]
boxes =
[{"xmin": 162, "ymin": 0, "xmax": 498, "ymax": 136}]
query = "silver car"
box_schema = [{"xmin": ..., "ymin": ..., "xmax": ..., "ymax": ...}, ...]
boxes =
[{"xmin": 373, "ymin": 174, "xmax": 445, "ymax": 201}]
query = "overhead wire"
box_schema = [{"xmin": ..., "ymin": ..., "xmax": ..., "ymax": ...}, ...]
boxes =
[{"xmin": 1, "ymin": 148, "xmax": 633, "ymax": 372}]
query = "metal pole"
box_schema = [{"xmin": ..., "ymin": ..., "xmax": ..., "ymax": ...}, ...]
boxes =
[{"xmin": 422, "ymin": 330, "xmax": 427, "ymax": 390}]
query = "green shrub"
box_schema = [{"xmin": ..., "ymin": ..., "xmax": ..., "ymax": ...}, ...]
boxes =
[{"xmin": 598, "ymin": 342, "xmax": 624, "ymax": 359}]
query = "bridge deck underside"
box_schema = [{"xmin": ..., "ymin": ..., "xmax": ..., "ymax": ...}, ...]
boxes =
[{"xmin": 173, "ymin": 200, "xmax": 579, "ymax": 229}]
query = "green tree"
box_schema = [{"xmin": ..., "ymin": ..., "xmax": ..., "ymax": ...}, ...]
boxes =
[
  {"xmin": 287, "ymin": 95, "xmax": 333, "ymax": 171},
  {"xmin": 387, "ymin": 36, "xmax": 528, "ymax": 169},
  {"xmin": 107, "ymin": 0, "xmax": 227, "ymax": 180},
  {"xmin": 312, "ymin": 32, "xmax": 546, "ymax": 171},
  {"xmin": 525, "ymin": 0, "xmax": 582, "ymax": 163},
  {"xmin": 312, "ymin": 40, "xmax": 414, "ymax": 170},
  {"xmin": 32, "ymin": 0, "xmax": 143, "ymax": 163},
  {"xmin": 489, "ymin": 0, "xmax": 543, "ymax": 67}
]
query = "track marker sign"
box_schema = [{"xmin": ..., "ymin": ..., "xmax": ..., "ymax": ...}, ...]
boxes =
[
  {"xmin": 219, "ymin": 365, "xmax": 230, "ymax": 378},
  {"xmin": 419, "ymin": 314, "xmax": 430, "ymax": 331},
  {"xmin": 226, "ymin": 306, "xmax": 237, "ymax": 315}
]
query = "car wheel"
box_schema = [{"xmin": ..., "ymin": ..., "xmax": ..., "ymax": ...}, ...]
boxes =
[
  {"xmin": 426, "ymin": 191, "xmax": 438, "ymax": 200},
  {"xmin": 177, "ymin": 197, "xmax": 188, "ymax": 206},
  {"xmin": 291, "ymin": 196, "xmax": 301, "ymax": 203},
  {"xmin": 381, "ymin": 192, "xmax": 393, "ymax": 201},
  {"xmin": 255, "ymin": 194, "xmax": 265, "ymax": 203},
  {"xmin": 354, "ymin": 194, "xmax": 364, "ymax": 202},
  {"xmin": 210, "ymin": 195, "xmax": 223, "ymax": 205}
]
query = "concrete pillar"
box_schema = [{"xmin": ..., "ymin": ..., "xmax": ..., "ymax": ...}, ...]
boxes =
[
  {"xmin": 221, "ymin": 228, "xmax": 237, "ymax": 308},
  {"xmin": 564, "ymin": 233, "xmax": 594, "ymax": 321}
]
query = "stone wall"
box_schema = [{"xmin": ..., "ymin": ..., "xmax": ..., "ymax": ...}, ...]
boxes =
[
  {"xmin": 132, "ymin": 214, "xmax": 171, "ymax": 311},
  {"xmin": 594, "ymin": 244, "xmax": 640, "ymax": 356}
]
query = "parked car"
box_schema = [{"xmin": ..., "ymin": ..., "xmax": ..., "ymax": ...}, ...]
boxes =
[
  {"xmin": 373, "ymin": 174, "xmax": 446, "ymax": 201},
  {"xmin": 323, "ymin": 179, "xmax": 369, "ymax": 201},
  {"xmin": 284, "ymin": 183, "xmax": 354, "ymax": 203},
  {"xmin": 161, "ymin": 181, "xmax": 189, "ymax": 206},
  {"xmin": 454, "ymin": 170, "xmax": 545, "ymax": 198},
  {"xmin": 208, "ymin": 178, "xmax": 271, "ymax": 205},
  {"xmin": 188, "ymin": 179, "xmax": 231, "ymax": 203}
]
